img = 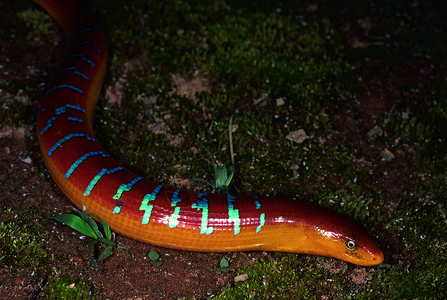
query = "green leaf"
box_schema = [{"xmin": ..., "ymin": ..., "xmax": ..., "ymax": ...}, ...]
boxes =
[
  {"xmin": 148, "ymin": 250, "xmax": 162, "ymax": 266},
  {"xmin": 99, "ymin": 237, "xmax": 116, "ymax": 247},
  {"xmin": 118, "ymin": 245, "xmax": 135, "ymax": 260},
  {"xmin": 216, "ymin": 259, "xmax": 233, "ymax": 274},
  {"xmin": 151, "ymin": 260, "xmax": 163, "ymax": 266},
  {"xmin": 220, "ymin": 258, "xmax": 229, "ymax": 268},
  {"xmin": 224, "ymin": 166, "xmax": 235, "ymax": 187},
  {"xmin": 193, "ymin": 139, "xmax": 235, "ymax": 193},
  {"xmin": 221, "ymin": 267, "xmax": 233, "ymax": 273},
  {"xmin": 50, "ymin": 208, "xmax": 135, "ymax": 272},
  {"xmin": 72, "ymin": 207, "xmax": 103, "ymax": 239},
  {"xmin": 149, "ymin": 250, "xmax": 160, "ymax": 260},
  {"xmin": 97, "ymin": 246, "xmax": 113, "ymax": 263},
  {"xmin": 100, "ymin": 218, "xmax": 112, "ymax": 240},
  {"xmin": 88, "ymin": 240, "xmax": 98, "ymax": 271},
  {"xmin": 49, "ymin": 214, "xmax": 98, "ymax": 239},
  {"xmin": 214, "ymin": 164, "xmax": 229, "ymax": 188}
]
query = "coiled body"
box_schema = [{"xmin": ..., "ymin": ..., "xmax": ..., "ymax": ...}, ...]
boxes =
[{"xmin": 34, "ymin": 0, "xmax": 383, "ymax": 266}]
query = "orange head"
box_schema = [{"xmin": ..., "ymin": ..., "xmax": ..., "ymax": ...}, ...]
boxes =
[{"xmin": 303, "ymin": 209, "xmax": 384, "ymax": 266}]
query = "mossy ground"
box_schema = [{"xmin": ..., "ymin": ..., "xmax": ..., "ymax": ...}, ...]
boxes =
[{"xmin": 1, "ymin": 0, "xmax": 446, "ymax": 298}]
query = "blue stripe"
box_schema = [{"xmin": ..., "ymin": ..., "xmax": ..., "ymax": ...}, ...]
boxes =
[
  {"xmin": 58, "ymin": 67, "xmax": 89, "ymax": 80},
  {"xmin": 113, "ymin": 177, "xmax": 143, "ymax": 200},
  {"xmin": 45, "ymin": 84, "xmax": 83, "ymax": 94},
  {"xmin": 68, "ymin": 53, "xmax": 84, "ymax": 60},
  {"xmin": 65, "ymin": 151, "xmax": 110, "ymax": 179},
  {"xmin": 73, "ymin": 41, "xmax": 91, "ymax": 48},
  {"xmin": 48, "ymin": 133, "xmax": 95, "ymax": 156},
  {"xmin": 75, "ymin": 28, "xmax": 92, "ymax": 36},
  {"xmin": 68, "ymin": 117, "xmax": 84, "ymax": 122},
  {"xmin": 40, "ymin": 116, "xmax": 56, "ymax": 135},
  {"xmin": 59, "ymin": 67, "xmax": 77, "ymax": 72},
  {"xmin": 81, "ymin": 57, "xmax": 95, "ymax": 67},
  {"xmin": 67, "ymin": 53, "xmax": 95, "ymax": 67},
  {"xmin": 55, "ymin": 104, "xmax": 85, "ymax": 115},
  {"xmin": 74, "ymin": 71, "xmax": 89, "ymax": 80},
  {"xmin": 84, "ymin": 167, "xmax": 125, "ymax": 196}
]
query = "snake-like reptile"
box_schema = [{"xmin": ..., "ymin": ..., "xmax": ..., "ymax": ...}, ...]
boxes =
[{"xmin": 34, "ymin": 0, "xmax": 383, "ymax": 266}]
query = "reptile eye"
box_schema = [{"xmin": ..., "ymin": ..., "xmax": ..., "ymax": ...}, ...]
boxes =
[{"xmin": 346, "ymin": 240, "xmax": 356, "ymax": 250}]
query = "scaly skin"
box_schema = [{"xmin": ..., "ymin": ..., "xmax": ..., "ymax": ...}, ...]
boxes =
[{"xmin": 33, "ymin": 0, "xmax": 383, "ymax": 266}]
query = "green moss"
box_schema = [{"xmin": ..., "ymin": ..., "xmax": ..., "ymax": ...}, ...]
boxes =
[
  {"xmin": 216, "ymin": 254, "xmax": 359, "ymax": 299},
  {"xmin": 0, "ymin": 207, "xmax": 49, "ymax": 274},
  {"xmin": 93, "ymin": 0, "xmax": 355, "ymax": 196},
  {"xmin": 16, "ymin": 9, "xmax": 58, "ymax": 42},
  {"xmin": 359, "ymin": 262, "xmax": 447, "ymax": 299},
  {"xmin": 43, "ymin": 276, "xmax": 96, "ymax": 300}
]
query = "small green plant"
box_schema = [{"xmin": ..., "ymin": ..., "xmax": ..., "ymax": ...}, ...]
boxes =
[
  {"xmin": 148, "ymin": 250, "xmax": 163, "ymax": 266},
  {"xmin": 43, "ymin": 276, "xmax": 95, "ymax": 300},
  {"xmin": 216, "ymin": 258, "xmax": 233, "ymax": 274},
  {"xmin": 193, "ymin": 139, "xmax": 235, "ymax": 193},
  {"xmin": 49, "ymin": 207, "xmax": 134, "ymax": 271}
]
